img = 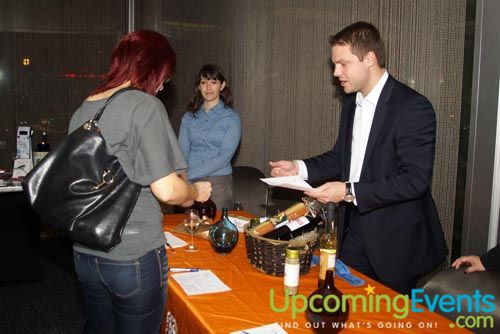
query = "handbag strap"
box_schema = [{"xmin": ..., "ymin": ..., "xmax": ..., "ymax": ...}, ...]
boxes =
[{"xmin": 92, "ymin": 86, "xmax": 137, "ymax": 122}]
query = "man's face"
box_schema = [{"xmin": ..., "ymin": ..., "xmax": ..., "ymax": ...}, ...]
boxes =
[{"xmin": 331, "ymin": 44, "xmax": 370, "ymax": 96}]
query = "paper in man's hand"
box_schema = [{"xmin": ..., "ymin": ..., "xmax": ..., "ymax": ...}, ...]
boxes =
[{"xmin": 260, "ymin": 176, "xmax": 318, "ymax": 192}]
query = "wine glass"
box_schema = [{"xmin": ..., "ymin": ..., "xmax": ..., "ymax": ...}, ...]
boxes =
[{"xmin": 183, "ymin": 209, "xmax": 201, "ymax": 252}]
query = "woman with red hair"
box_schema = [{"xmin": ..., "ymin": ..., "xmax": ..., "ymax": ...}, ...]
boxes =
[{"xmin": 69, "ymin": 30, "xmax": 211, "ymax": 334}]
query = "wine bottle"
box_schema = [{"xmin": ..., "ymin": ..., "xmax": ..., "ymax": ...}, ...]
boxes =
[
  {"xmin": 192, "ymin": 199, "xmax": 217, "ymax": 224},
  {"xmin": 209, "ymin": 208, "xmax": 239, "ymax": 254},
  {"xmin": 262, "ymin": 215, "xmax": 323, "ymax": 241},
  {"xmin": 252, "ymin": 202, "xmax": 308, "ymax": 236},
  {"xmin": 307, "ymin": 269, "xmax": 349, "ymax": 333},
  {"xmin": 33, "ymin": 130, "xmax": 50, "ymax": 165},
  {"xmin": 233, "ymin": 200, "xmax": 244, "ymax": 211},
  {"xmin": 318, "ymin": 202, "xmax": 337, "ymax": 287}
]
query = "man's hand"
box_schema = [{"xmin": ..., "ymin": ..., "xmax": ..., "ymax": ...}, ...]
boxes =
[
  {"xmin": 269, "ymin": 160, "xmax": 298, "ymax": 177},
  {"xmin": 451, "ymin": 255, "xmax": 486, "ymax": 273},
  {"xmin": 193, "ymin": 182, "xmax": 212, "ymax": 203},
  {"xmin": 304, "ymin": 181, "xmax": 346, "ymax": 203}
]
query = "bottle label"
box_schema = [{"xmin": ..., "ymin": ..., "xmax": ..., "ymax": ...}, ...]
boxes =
[
  {"xmin": 274, "ymin": 219, "xmax": 289, "ymax": 229},
  {"xmin": 286, "ymin": 216, "xmax": 309, "ymax": 232},
  {"xmin": 284, "ymin": 263, "xmax": 300, "ymax": 286},
  {"xmin": 319, "ymin": 250, "xmax": 336, "ymax": 280}
]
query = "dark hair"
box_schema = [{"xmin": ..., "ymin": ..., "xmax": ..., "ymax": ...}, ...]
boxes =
[
  {"xmin": 91, "ymin": 30, "xmax": 176, "ymax": 96},
  {"xmin": 186, "ymin": 64, "xmax": 233, "ymax": 114},
  {"xmin": 328, "ymin": 22, "xmax": 386, "ymax": 68}
]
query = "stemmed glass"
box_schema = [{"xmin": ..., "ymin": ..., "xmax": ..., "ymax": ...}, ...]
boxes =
[{"xmin": 183, "ymin": 209, "xmax": 201, "ymax": 252}]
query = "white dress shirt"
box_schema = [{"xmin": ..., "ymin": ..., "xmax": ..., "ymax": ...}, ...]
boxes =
[
  {"xmin": 349, "ymin": 71, "xmax": 388, "ymax": 182},
  {"xmin": 296, "ymin": 71, "xmax": 389, "ymax": 204}
]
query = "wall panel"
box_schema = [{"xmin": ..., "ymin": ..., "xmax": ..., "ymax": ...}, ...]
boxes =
[
  {"xmin": 0, "ymin": 0, "xmax": 467, "ymax": 267},
  {"xmin": 161, "ymin": 0, "xmax": 467, "ymax": 264},
  {"xmin": 0, "ymin": 0, "xmax": 127, "ymax": 167}
]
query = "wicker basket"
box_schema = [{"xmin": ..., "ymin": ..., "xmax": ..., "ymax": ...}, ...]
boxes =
[{"xmin": 244, "ymin": 225, "xmax": 316, "ymax": 276}]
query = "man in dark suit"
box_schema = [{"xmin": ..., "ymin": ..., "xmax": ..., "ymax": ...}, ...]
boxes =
[{"xmin": 270, "ymin": 22, "xmax": 448, "ymax": 294}]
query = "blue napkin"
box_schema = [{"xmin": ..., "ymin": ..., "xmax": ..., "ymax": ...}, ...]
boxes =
[{"xmin": 311, "ymin": 255, "xmax": 366, "ymax": 287}]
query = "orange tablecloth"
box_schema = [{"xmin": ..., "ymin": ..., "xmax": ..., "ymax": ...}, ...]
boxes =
[{"xmin": 163, "ymin": 213, "xmax": 470, "ymax": 333}]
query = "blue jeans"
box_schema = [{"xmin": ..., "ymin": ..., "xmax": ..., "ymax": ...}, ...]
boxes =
[{"xmin": 73, "ymin": 247, "xmax": 168, "ymax": 334}]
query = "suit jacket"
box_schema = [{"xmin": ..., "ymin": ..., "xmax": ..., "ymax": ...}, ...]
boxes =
[{"xmin": 304, "ymin": 75, "xmax": 448, "ymax": 282}]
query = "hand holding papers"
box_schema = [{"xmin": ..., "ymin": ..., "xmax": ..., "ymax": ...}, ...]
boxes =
[
  {"xmin": 171, "ymin": 270, "xmax": 231, "ymax": 296},
  {"xmin": 260, "ymin": 176, "xmax": 318, "ymax": 192}
]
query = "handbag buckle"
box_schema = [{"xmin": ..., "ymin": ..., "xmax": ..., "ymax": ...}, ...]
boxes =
[
  {"xmin": 83, "ymin": 120, "xmax": 98, "ymax": 131},
  {"xmin": 92, "ymin": 169, "xmax": 114, "ymax": 190}
]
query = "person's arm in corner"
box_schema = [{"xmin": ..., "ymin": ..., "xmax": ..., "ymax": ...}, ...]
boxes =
[
  {"xmin": 451, "ymin": 245, "xmax": 500, "ymax": 273},
  {"xmin": 451, "ymin": 255, "xmax": 486, "ymax": 273},
  {"xmin": 150, "ymin": 171, "xmax": 211, "ymax": 205},
  {"xmin": 480, "ymin": 244, "xmax": 500, "ymax": 272}
]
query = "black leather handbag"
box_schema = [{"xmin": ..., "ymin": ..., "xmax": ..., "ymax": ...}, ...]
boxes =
[{"xmin": 22, "ymin": 87, "xmax": 141, "ymax": 252}]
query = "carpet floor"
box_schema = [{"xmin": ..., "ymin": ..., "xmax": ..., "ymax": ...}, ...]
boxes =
[{"xmin": 0, "ymin": 237, "xmax": 85, "ymax": 334}]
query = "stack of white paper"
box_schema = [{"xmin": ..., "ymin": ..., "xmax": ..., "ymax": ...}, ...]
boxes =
[
  {"xmin": 260, "ymin": 176, "xmax": 318, "ymax": 192},
  {"xmin": 230, "ymin": 323, "xmax": 288, "ymax": 334},
  {"xmin": 228, "ymin": 215, "xmax": 250, "ymax": 232},
  {"xmin": 164, "ymin": 232, "xmax": 188, "ymax": 248},
  {"xmin": 171, "ymin": 270, "xmax": 231, "ymax": 296}
]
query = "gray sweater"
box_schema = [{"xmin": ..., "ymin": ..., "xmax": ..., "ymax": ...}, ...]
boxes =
[{"xmin": 69, "ymin": 90, "xmax": 187, "ymax": 260}]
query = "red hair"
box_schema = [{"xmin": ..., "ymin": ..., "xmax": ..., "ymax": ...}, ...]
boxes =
[{"xmin": 91, "ymin": 30, "xmax": 176, "ymax": 95}]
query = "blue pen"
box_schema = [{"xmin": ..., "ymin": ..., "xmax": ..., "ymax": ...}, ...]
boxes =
[{"xmin": 170, "ymin": 268, "xmax": 200, "ymax": 273}]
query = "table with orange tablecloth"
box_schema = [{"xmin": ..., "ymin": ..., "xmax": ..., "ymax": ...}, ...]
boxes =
[{"xmin": 163, "ymin": 212, "xmax": 471, "ymax": 334}]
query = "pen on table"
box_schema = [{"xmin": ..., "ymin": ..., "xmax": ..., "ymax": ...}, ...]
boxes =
[{"xmin": 170, "ymin": 267, "xmax": 200, "ymax": 273}]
